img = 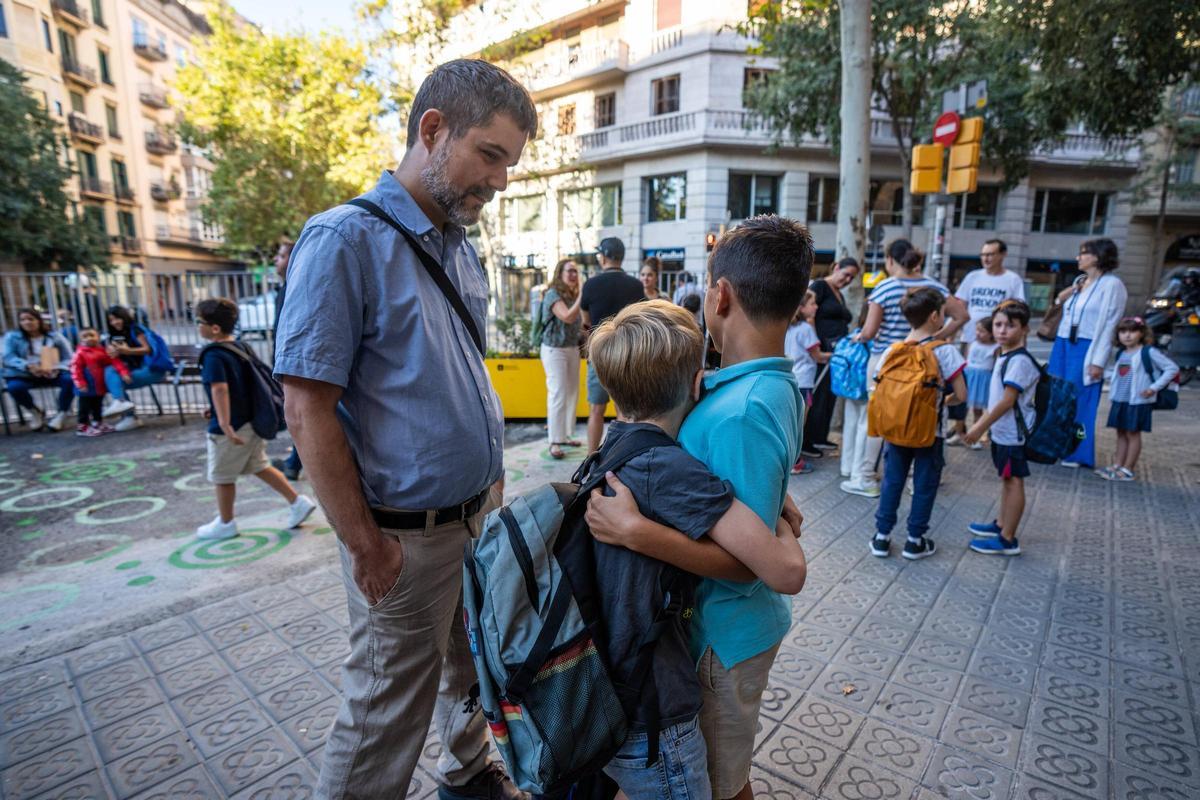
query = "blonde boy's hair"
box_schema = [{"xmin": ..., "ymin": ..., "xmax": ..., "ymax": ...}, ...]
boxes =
[{"xmin": 588, "ymin": 299, "xmax": 705, "ymax": 420}]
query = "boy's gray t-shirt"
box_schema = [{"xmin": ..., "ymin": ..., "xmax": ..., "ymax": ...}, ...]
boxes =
[{"xmin": 592, "ymin": 421, "xmax": 734, "ymax": 728}]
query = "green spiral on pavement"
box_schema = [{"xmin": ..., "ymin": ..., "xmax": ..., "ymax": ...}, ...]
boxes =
[
  {"xmin": 39, "ymin": 459, "xmax": 136, "ymax": 484},
  {"xmin": 169, "ymin": 528, "xmax": 292, "ymax": 570}
]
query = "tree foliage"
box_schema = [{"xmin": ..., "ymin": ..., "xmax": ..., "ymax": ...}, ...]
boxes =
[
  {"xmin": 173, "ymin": 9, "xmax": 390, "ymax": 259},
  {"xmin": 0, "ymin": 59, "xmax": 110, "ymax": 271},
  {"xmin": 742, "ymin": 0, "xmax": 1200, "ymax": 219}
]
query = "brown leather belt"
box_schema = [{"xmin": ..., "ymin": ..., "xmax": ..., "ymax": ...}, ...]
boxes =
[{"xmin": 370, "ymin": 489, "xmax": 488, "ymax": 531}]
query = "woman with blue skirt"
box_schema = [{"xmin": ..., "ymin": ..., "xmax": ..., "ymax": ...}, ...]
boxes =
[{"xmin": 1047, "ymin": 238, "xmax": 1128, "ymax": 469}]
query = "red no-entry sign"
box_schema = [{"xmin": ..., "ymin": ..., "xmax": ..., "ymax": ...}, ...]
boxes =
[{"xmin": 933, "ymin": 111, "xmax": 961, "ymax": 146}]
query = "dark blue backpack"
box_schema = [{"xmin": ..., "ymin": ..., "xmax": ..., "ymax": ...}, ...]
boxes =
[
  {"xmin": 830, "ymin": 330, "xmax": 870, "ymax": 401},
  {"xmin": 199, "ymin": 341, "xmax": 286, "ymax": 440},
  {"xmin": 1001, "ymin": 349, "xmax": 1084, "ymax": 464},
  {"xmin": 1140, "ymin": 347, "xmax": 1179, "ymax": 411}
]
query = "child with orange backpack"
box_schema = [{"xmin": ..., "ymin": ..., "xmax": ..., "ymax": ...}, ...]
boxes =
[{"xmin": 867, "ymin": 288, "xmax": 966, "ymax": 559}]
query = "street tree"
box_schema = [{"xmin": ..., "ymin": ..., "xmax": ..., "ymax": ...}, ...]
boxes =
[
  {"xmin": 836, "ymin": 0, "xmax": 871, "ymax": 314},
  {"xmin": 0, "ymin": 59, "xmax": 110, "ymax": 271},
  {"xmin": 741, "ymin": 0, "xmax": 1200, "ymax": 234},
  {"xmin": 172, "ymin": 9, "xmax": 390, "ymax": 260}
]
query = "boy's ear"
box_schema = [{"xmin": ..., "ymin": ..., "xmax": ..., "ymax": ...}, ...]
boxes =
[
  {"xmin": 713, "ymin": 277, "xmax": 734, "ymax": 318},
  {"xmin": 691, "ymin": 368, "xmax": 704, "ymax": 401}
]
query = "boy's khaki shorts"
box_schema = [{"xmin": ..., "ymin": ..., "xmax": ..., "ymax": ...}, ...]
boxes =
[
  {"xmin": 697, "ymin": 642, "xmax": 781, "ymax": 799},
  {"xmin": 206, "ymin": 423, "xmax": 270, "ymax": 484}
]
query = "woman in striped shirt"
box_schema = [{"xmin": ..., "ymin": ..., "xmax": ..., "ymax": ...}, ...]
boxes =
[{"xmin": 840, "ymin": 239, "xmax": 969, "ymax": 497}]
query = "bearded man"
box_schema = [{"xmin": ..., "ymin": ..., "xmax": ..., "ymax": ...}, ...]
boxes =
[{"xmin": 274, "ymin": 60, "xmax": 537, "ymax": 800}]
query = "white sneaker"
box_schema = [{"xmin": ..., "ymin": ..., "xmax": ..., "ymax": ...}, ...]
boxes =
[
  {"xmin": 969, "ymin": 441, "xmax": 983, "ymax": 450},
  {"xmin": 25, "ymin": 407, "xmax": 45, "ymax": 430},
  {"xmin": 945, "ymin": 433, "xmax": 964, "ymax": 447},
  {"xmin": 840, "ymin": 479, "xmax": 881, "ymax": 498},
  {"xmin": 286, "ymin": 494, "xmax": 317, "ymax": 529},
  {"xmin": 45, "ymin": 411, "xmax": 66, "ymax": 431},
  {"xmin": 1060, "ymin": 461, "xmax": 1082, "ymax": 469},
  {"xmin": 196, "ymin": 515, "xmax": 238, "ymax": 540},
  {"xmin": 113, "ymin": 416, "xmax": 142, "ymax": 432},
  {"xmin": 102, "ymin": 399, "xmax": 136, "ymax": 417}
]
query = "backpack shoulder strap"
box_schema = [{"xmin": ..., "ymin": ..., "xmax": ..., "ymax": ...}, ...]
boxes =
[
  {"xmin": 577, "ymin": 428, "xmax": 678, "ymax": 498},
  {"xmin": 1139, "ymin": 346, "xmax": 1157, "ymax": 380},
  {"xmin": 346, "ymin": 197, "xmax": 484, "ymax": 356}
]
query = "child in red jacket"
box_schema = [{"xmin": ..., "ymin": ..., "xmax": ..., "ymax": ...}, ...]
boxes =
[{"xmin": 72, "ymin": 328, "xmax": 131, "ymax": 436}]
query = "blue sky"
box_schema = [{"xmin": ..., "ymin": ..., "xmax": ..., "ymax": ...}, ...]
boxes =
[{"xmin": 232, "ymin": 0, "xmax": 360, "ymax": 35}]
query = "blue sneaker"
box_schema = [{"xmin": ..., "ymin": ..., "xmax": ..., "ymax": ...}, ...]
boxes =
[
  {"xmin": 968, "ymin": 520, "xmax": 1003, "ymax": 538},
  {"xmin": 970, "ymin": 536, "xmax": 1021, "ymax": 556}
]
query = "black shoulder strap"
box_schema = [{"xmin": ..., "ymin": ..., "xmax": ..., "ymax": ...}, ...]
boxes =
[
  {"xmin": 346, "ymin": 197, "xmax": 484, "ymax": 356},
  {"xmin": 998, "ymin": 347, "xmax": 1042, "ymax": 441},
  {"xmin": 1140, "ymin": 346, "xmax": 1157, "ymax": 380},
  {"xmin": 572, "ymin": 428, "xmax": 679, "ymax": 503}
]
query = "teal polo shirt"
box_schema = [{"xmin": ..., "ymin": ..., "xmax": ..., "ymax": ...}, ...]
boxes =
[{"xmin": 679, "ymin": 357, "xmax": 802, "ymax": 668}]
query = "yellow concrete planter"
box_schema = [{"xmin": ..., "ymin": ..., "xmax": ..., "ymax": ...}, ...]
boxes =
[{"xmin": 485, "ymin": 357, "xmax": 616, "ymax": 420}]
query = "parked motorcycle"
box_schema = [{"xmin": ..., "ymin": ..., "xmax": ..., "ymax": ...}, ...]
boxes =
[{"xmin": 1145, "ymin": 266, "xmax": 1200, "ymax": 385}]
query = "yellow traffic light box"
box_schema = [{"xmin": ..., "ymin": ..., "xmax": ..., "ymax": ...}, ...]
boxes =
[
  {"xmin": 948, "ymin": 119, "xmax": 983, "ymax": 194},
  {"xmin": 910, "ymin": 144, "xmax": 944, "ymax": 195}
]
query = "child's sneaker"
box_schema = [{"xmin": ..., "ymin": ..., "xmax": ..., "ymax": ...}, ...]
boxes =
[
  {"xmin": 968, "ymin": 520, "xmax": 1002, "ymax": 538},
  {"xmin": 102, "ymin": 398, "xmax": 136, "ymax": 417},
  {"xmin": 286, "ymin": 495, "xmax": 317, "ymax": 528},
  {"xmin": 790, "ymin": 459, "xmax": 813, "ymax": 475},
  {"xmin": 945, "ymin": 433, "xmax": 964, "ymax": 447},
  {"xmin": 113, "ymin": 416, "xmax": 142, "ymax": 432},
  {"xmin": 969, "ymin": 441, "xmax": 983, "ymax": 450},
  {"xmin": 870, "ymin": 535, "xmax": 891, "ymax": 557},
  {"xmin": 196, "ymin": 516, "xmax": 238, "ymax": 540},
  {"xmin": 95, "ymin": 423, "xmax": 115, "ymax": 435},
  {"xmin": 1095, "ymin": 464, "xmax": 1119, "ymax": 480},
  {"xmin": 813, "ymin": 442, "xmax": 838, "ymax": 451},
  {"xmin": 25, "ymin": 407, "xmax": 45, "ymax": 430},
  {"xmin": 46, "ymin": 411, "xmax": 66, "ymax": 431},
  {"xmin": 1112, "ymin": 466, "xmax": 1135, "ymax": 482},
  {"xmin": 75, "ymin": 423, "xmax": 101, "ymax": 437},
  {"xmin": 903, "ymin": 536, "xmax": 936, "ymax": 560},
  {"xmin": 970, "ymin": 536, "xmax": 1020, "ymax": 556},
  {"xmin": 840, "ymin": 479, "xmax": 881, "ymax": 498}
]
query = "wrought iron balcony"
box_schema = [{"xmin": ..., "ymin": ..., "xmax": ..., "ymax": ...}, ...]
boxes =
[
  {"xmin": 114, "ymin": 185, "xmax": 136, "ymax": 204},
  {"xmin": 79, "ymin": 175, "xmax": 113, "ymax": 198},
  {"xmin": 62, "ymin": 57, "xmax": 98, "ymax": 88},
  {"xmin": 68, "ymin": 113, "xmax": 104, "ymax": 144},
  {"xmin": 150, "ymin": 181, "xmax": 182, "ymax": 202},
  {"xmin": 138, "ymin": 84, "xmax": 170, "ymax": 109},
  {"xmin": 110, "ymin": 235, "xmax": 141, "ymax": 253},
  {"xmin": 51, "ymin": 0, "xmax": 89, "ymax": 28},
  {"xmin": 145, "ymin": 129, "xmax": 178, "ymax": 155},
  {"xmin": 156, "ymin": 224, "xmax": 221, "ymax": 249},
  {"xmin": 133, "ymin": 36, "xmax": 168, "ymax": 62}
]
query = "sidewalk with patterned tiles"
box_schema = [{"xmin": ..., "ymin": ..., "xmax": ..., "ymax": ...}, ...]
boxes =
[{"xmin": 2, "ymin": 392, "xmax": 1199, "ymax": 799}]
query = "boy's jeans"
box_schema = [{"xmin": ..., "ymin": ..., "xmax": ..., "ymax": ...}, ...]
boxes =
[
  {"xmin": 603, "ymin": 718, "xmax": 711, "ymax": 800},
  {"xmin": 875, "ymin": 439, "xmax": 945, "ymax": 539}
]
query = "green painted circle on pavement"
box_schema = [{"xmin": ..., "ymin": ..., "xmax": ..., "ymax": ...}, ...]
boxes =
[
  {"xmin": 169, "ymin": 528, "xmax": 292, "ymax": 570},
  {"xmin": 39, "ymin": 459, "xmax": 136, "ymax": 484}
]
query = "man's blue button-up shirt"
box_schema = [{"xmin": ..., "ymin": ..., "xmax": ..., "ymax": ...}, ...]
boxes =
[{"xmin": 274, "ymin": 171, "xmax": 504, "ymax": 510}]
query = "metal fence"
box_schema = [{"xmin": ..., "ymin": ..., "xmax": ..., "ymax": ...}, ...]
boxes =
[{"xmin": 1, "ymin": 270, "xmax": 279, "ymax": 425}]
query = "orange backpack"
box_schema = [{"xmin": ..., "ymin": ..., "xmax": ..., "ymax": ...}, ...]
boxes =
[{"xmin": 867, "ymin": 340, "xmax": 945, "ymax": 448}]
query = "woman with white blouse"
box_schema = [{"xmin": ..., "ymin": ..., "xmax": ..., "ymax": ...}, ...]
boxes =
[{"xmin": 1048, "ymin": 238, "xmax": 1129, "ymax": 469}]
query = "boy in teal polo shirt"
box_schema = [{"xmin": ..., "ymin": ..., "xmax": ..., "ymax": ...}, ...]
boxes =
[{"xmin": 587, "ymin": 216, "xmax": 814, "ymax": 800}]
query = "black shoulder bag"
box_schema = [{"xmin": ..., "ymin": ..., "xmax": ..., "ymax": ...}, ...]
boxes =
[{"xmin": 345, "ymin": 198, "xmax": 484, "ymax": 356}]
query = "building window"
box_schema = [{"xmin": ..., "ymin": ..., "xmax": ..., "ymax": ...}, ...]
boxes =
[
  {"xmin": 954, "ymin": 186, "xmax": 1000, "ymax": 230},
  {"xmin": 132, "ymin": 16, "xmax": 146, "ymax": 43},
  {"xmin": 105, "ymin": 104, "xmax": 119, "ymax": 138},
  {"xmin": 647, "ymin": 173, "xmax": 687, "ymax": 222},
  {"xmin": 84, "ymin": 205, "xmax": 106, "ymax": 235},
  {"xmin": 54, "ymin": 100, "xmax": 64, "ymax": 117},
  {"xmin": 98, "ymin": 48, "xmax": 113, "ymax": 85},
  {"xmin": 1171, "ymin": 149, "xmax": 1197, "ymax": 185},
  {"xmin": 557, "ymin": 104, "xmax": 576, "ymax": 136},
  {"xmin": 807, "ymin": 176, "xmax": 838, "ymax": 223},
  {"xmin": 503, "ymin": 195, "xmax": 545, "ymax": 234},
  {"xmin": 594, "ymin": 93, "xmax": 615, "ymax": 129},
  {"xmin": 111, "ymin": 158, "xmax": 128, "ymax": 190},
  {"xmin": 806, "ymin": 177, "xmax": 927, "ymax": 225},
  {"xmin": 1031, "ymin": 190, "xmax": 1111, "ymax": 234},
  {"xmin": 69, "ymin": 91, "xmax": 85, "ymax": 114},
  {"xmin": 78, "ymin": 150, "xmax": 99, "ymax": 179},
  {"xmin": 655, "ymin": 0, "xmax": 681, "ymax": 30},
  {"xmin": 729, "ymin": 174, "xmax": 780, "ymax": 219},
  {"xmin": 118, "ymin": 210, "xmax": 136, "ymax": 237},
  {"xmin": 175, "ymin": 45, "xmax": 187, "ymax": 68},
  {"xmin": 651, "ymin": 75, "xmax": 680, "ymax": 116},
  {"xmin": 561, "ymin": 184, "xmax": 622, "ymax": 229},
  {"xmin": 42, "ymin": 18, "xmax": 53, "ymax": 51},
  {"xmin": 91, "ymin": 0, "xmax": 105, "ymax": 28},
  {"xmin": 742, "ymin": 67, "xmax": 774, "ymax": 105},
  {"xmin": 0, "ymin": 4, "xmax": 8, "ymax": 38}
]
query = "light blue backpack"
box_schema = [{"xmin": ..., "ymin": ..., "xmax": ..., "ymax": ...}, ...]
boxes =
[
  {"xmin": 830, "ymin": 329, "xmax": 870, "ymax": 401},
  {"xmin": 463, "ymin": 428, "xmax": 681, "ymax": 795}
]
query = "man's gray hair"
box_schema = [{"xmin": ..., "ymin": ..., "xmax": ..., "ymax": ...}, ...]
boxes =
[{"xmin": 406, "ymin": 59, "xmax": 538, "ymax": 150}]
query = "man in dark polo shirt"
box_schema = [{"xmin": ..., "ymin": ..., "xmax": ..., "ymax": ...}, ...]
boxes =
[{"xmin": 580, "ymin": 236, "xmax": 644, "ymax": 453}]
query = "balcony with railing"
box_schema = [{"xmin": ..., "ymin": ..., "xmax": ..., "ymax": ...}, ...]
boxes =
[
  {"xmin": 156, "ymin": 224, "xmax": 221, "ymax": 249},
  {"xmin": 62, "ymin": 57, "xmax": 98, "ymax": 88},
  {"xmin": 79, "ymin": 175, "xmax": 113, "ymax": 199},
  {"xmin": 133, "ymin": 36, "xmax": 168, "ymax": 62},
  {"xmin": 110, "ymin": 235, "xmax": 141, "ymax": 253},
  {"xmin": 68, "ymin": 113, "xmax": 104, "ymax": 145},
  {"xmin": 114, "ymin": 184, "xmax": 136, "ymax": 204},
  {"xmin": 1032, "ymin": 131, "xmax": 1140, "ymax": 167},
  {"xmin": 51, "ymin": 0, "xmax": 89, "ymax": 28},
  {"xmin": 138, "ymin": 84, "xmax": 170, "ymax": 109},
  {"xmin": 145, "ymin": 129, "xmax": 178, "ymax": 156},
  {"xmin": 150, "ymin": 181, "xmax": 182, "ymax": 202},
  {"xmin": 520, "ymin": 40, "xmax": 630, "ymax": 100}
]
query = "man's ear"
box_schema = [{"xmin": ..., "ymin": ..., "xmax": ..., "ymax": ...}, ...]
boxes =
[
  {"xmin": 713, "ymin": 277, "xmax": 734, "ymax": 318},
  {"xmin": 418, "ymin": 109, "xmax": 446, "ymax": 153},
  {"xmin": 691, "ymin": 368, "xmax": 704, "ymax": 401}
]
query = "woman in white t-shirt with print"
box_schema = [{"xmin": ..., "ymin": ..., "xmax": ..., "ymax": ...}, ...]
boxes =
[
  {"xmin": 841, "ymin": 239, "xmax": 969, "ymax": 498},
  {"xmin": 1047, "ymin": 238, "xmax": 1128, "ymax": 470}
]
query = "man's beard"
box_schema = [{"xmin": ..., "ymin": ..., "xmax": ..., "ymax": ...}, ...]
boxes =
[{"xmin": 420, "ymin": 143, "xmax": 494, "ymax": 226}]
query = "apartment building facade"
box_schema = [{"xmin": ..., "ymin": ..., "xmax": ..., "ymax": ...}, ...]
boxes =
[
  {"xmin": 0, "ymin": 0, "xmax": 231, "ymax": 273},
  {"xmin": 441, "ymin": 0, "xmax": 1180, "ymax": 312}
]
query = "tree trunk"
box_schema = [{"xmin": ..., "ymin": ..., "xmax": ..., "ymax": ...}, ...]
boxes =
[
  {"xmin": 1150, "ymin": 127, "xmax": 1174, "ymax": 294},
  {"xmin": 837, "ymin": 0, "xmax": 872, "ymax": 315}
]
